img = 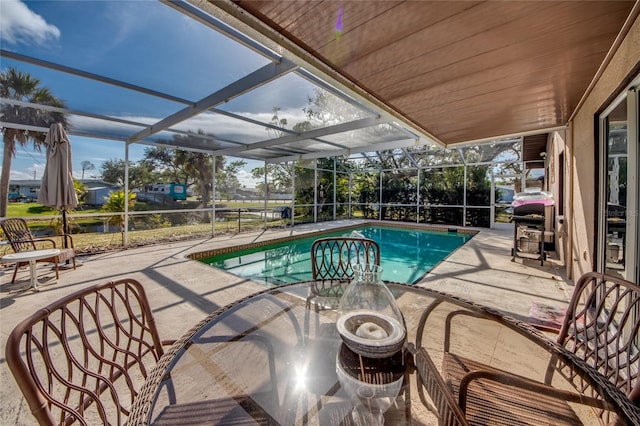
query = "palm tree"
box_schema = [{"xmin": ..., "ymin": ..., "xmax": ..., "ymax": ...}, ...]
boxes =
[
  {"xmin": 1, "ymin": 67, "xmax": 67, "ymax": 217},
  {"xmin": 80, "ymin": 160, "xmax": 95, "ymax": 180}
]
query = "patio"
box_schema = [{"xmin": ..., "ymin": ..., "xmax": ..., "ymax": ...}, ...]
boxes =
[
  {"xmin": 1, "ymin": 0, "xmax": 638, "ymax": 284},
  {"xmin": 1, "ymin": 1, "xmax": 639, "ymax": 422},
  {"xmin": 0, "ymin": 220, "xmax": 571, "ymax": 425}
]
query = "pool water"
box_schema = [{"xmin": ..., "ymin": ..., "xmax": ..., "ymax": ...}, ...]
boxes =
[{"xmin": 199, "ymin": 226, "xmax": 473, "ymax": 285}]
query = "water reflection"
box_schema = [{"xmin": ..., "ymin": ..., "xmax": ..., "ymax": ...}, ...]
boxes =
[{"xmin": 335, "ymin": 344, "xmax": 405, "ymax": 425}]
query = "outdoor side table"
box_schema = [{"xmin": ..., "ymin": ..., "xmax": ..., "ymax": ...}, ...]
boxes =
[{"xmin": 1, "ymin": 248, "xmax": 61, "ymax": 292}]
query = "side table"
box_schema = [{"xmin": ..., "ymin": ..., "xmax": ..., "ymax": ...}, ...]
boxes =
[{"xmin": 1, "ymin": 249, "xmax": 61, "ymax": 291}]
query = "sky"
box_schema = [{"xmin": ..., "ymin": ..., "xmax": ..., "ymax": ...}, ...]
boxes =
[{"xmin": 0, "ymin": 0, "xmax": 334, "ymax": 187}]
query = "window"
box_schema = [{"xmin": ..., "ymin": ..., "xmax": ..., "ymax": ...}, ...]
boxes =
[{"xmin": 598, "ymin": 76, "xmax": 639, "ymax": 283}]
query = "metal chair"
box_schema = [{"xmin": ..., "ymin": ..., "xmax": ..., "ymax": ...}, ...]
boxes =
[
  {"xmin": 5, "ymin": 278, "xmax": 172, "ymax": 426},
  {"xmin": 415, "ymin": 271, "xmax": 640, "ymax": 425},
  {"xmin": 557, "ymin": 272, "xmax": 640, "ymax": 404},
  {"xmin": 300, "ymin": 236, "xmax": 384, "ymax": 415},
  {"xmin": 308, "ymin": 236, "xmax": 381, "ymax": 316},
  {"xmin": 438, "ymin": 309, "xmax": 611, "ymax": 425},
  {"xmin": 0, "ymin": 217, "xmax": 76, "ymax": 283},
  {"xmin": 310, "ymin": 236, "xmax": 380, "ymax": 282}
]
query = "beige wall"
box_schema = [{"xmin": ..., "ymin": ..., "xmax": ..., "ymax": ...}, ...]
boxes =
[
  {"xmin": 565, "ymin": 12, "xmax": 640, "ymax": 280},
  {"xmin": 548, "ymin": 131, "xmax": 567, "ymax": 264}
]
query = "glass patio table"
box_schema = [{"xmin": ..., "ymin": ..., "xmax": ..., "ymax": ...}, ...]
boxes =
[{"xmin": 128, "ymin": 281, "xmax": 640, "ymax": 425}]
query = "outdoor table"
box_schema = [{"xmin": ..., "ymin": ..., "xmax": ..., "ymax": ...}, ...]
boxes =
[
  {"xmin": 128, "ymin": 281, "xmax": 640, "ymax": 425},
  {"xmin": 0, "ymin": 248, "xmax": 61, "ymax": 292}
]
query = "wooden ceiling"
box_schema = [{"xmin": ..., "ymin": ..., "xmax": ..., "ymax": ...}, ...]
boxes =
[
  {"xmin": 224, "ymin": 0, "xmax": 635, "ymax": 146},
  {"xmin": 522, "ymin": 133, "xmax": 549, "ymax": 163}
]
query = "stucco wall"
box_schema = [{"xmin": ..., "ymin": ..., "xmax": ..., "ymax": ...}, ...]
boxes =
[
  {"xmin": 548, "ymin": 131, "xmax": 567, "ymax": 264},
  {"xmin": 567, "ymin": 12, "xmax": 640, "ymax": 280}
]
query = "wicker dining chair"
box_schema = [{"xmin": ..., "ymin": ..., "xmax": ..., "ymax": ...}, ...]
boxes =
[
  {"xmin": 557, "ymin": 272, "xmax": 640, "ymax": 404},
  {"xmin": 310, "ymin": 236, "xmax": 380, "ymax": 282},
  {"xmin": 301, "ymin": 235, "xmax": 383, "ymax": 411},
  {"xmin": 5, "ymin": 278, "xmax": 173, "ymax": 426},
  {"xmin": 438, "ymin": 310, "xmax": 614, "ymax": 425},
  {"xmin": 0, "ymin": 217, "xmax": 76, "ymax": 283},
  {"xmin": 416, "ymin": 272, "xmax": 640, "ymax": 425},
  {"xmin": 307, "ymin": 236, "xmax": 381, "ymax": 318}
]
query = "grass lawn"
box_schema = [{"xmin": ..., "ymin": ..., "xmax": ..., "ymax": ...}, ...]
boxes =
[
  {"xmin": 7, "ymin": 200, "xmax": 290, "ymax": 217},
  {"xmin": 6, "ymin": 202, "xmax": 103, "ymax": 216},
  {"xmin": 2, "ymin": 201, "xmax": 293, "ymax": 255},
  {"xmin": 6, "ymin": 203, "xmax": 106, "ymax": 234}
]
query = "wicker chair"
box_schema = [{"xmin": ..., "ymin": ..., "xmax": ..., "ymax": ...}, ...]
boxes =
[
  {"xmin": 311, "ymin": 236, "xmax": 380, "ymax": 282},
  {"xmin": 307, "ymin": 236, "xmax": 381, "ymax": 316},
  {"xmin": 301, "ymin": 236, "xmax": 383, "ymax": 409},
  {"xmin": 0, "ymin": 217, "xmax": 76, "ymax": 283},
  {"xmin": 557, "ymin": 272, "xmax": 640, "ymax": 404},
  {"xmin": 5, "ymin": 278, "xmax": 172, "ymax": 426},
  {"xmin": 419, "ymin": 272, "xmax": 640, "ymax": 425}
]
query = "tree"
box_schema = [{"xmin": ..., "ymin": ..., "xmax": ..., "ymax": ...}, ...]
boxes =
[
  {"xmin": 143, "ymin": 131, "xmax": 223, "ymax": 195},
  {"xmin": 265, "ymin": 107, "xmax": 288, "ymax": 138},
  {"xmin": 175, "ymin": 149, "xmax": 213, "ymax": 203},
  {"xmin": 217, "ymin": 160, "xmax": 247, "ymax": 199},
  {"xmin": 101, "ymin": 159, "xmax": 126, "ymax": 186},
  {"xmin": 252, "ymin": 89, "xmax": 368, "ymax": 200},
  {"xmin": 128, "ymin": 161, "xmax": 158, "ymax": 191},
  {"xmin": 141, "ymin": 146, "xmax": 192, "ymax": 186},
  {"xmin": 1, "ymin": 67, "xmax": 67, "ymax": 217},
  {"xmin": 99, "ymin": 158, "xmax": 158, "ymax": 190},
  {"xmin": 74, "ymin": 179, "xmax": 88, "ymax": 204},
  {"xmin": 102, "ymin": 190, "xmax": 136, "ymax": 245},
  {"xmin": 251, "ymin": 164, "xmax": 292, "ymax": 193},
  {"xmin": 99, "ymin": 133, "xmax": 223, "ymax": 222},
  {"xmin": 252, "ymin": 109, "xmax": 294, "ymax": 194},
  {"xmin": 80, "ymin": 160, "xmax": 95, "ymax": 180},
  {"xmin": 144, "ymin": 133, "xmax": 223, "ymax": 222}
]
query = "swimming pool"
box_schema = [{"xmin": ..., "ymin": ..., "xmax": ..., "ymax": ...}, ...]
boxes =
[{"xmin": 196, "ymin": 225, "xmax": 474, "ymax": 285}]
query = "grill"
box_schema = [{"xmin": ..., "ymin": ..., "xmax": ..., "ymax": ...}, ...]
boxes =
[{"xmin": 511, "ymin": 203, "xmax": 546, "ymax": 265}]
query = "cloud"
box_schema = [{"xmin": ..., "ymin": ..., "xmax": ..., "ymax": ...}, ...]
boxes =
[
  {"xmin": 0, "ymin": 0, "xmax": 60, "ymax": 45},
  {"xmin": 67, "ymin": 107, "xmax": 310, "ymax": 146},
  {"xmin": 8, "ymin": 168, "xmax": 32, "ymax": 180},
  {"xmin": 97, "ymin": 2, "xmax": 148, "ymax": 60},
  {"xmin": 1, "ymin": 161, "xmax": 45, "ymax": 180},
  {"xmin": 235, "ymin": 169, "xmax": 257, "ymax": 188}
]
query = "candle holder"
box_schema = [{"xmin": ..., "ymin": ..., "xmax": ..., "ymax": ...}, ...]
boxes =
[
  {"xmin": 335, "ymin": 344, "xmax": 405, "ymax": 425},
  {"xmin": 336, "ymin": 265, "xmax": 406, "ymax": 358}
]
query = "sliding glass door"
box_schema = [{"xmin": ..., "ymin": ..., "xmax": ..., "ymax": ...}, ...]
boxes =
[{"xmin": 598, "ymin": 78, "xmax": 639, "ymax": 283}]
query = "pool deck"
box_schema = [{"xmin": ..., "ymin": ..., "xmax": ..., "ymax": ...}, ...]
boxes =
[{"xmin": 0, "ymin": 220, "xmax": 570, "ymax": 425}]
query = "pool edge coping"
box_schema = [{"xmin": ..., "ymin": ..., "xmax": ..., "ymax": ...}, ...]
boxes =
[{"xmin": 186, "ymin": 221, "xmax": 478, "ymax": 261}]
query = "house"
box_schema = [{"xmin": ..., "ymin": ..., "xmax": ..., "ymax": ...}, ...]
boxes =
[
  {"xmin": 84, "ymin": 186, "xmax": 119, "ymax": 206},
  {"xmin": 495, "ymin": 185, "xmax": 515, "ymax": 204},
  {"xmin": 78, "ymin": 180, "xmax": 121, "ymax": 206},
  {"xmin": 143, "ymin": 183, "xmax": 187, "ymax": 201},
  {"xmin": 8, "ymin": 180, "xmax": 40, "ymax": 202}
]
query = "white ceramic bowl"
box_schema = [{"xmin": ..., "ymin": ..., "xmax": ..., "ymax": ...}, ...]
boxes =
[{"xmin": 336, "ymin": 311, "xmax": 406, "ymax": 358}]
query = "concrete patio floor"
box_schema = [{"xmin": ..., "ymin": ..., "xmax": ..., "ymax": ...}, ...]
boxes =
[{"xmin": 0, "ymin": 220, "xmax": 571, "ymax": 425}]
